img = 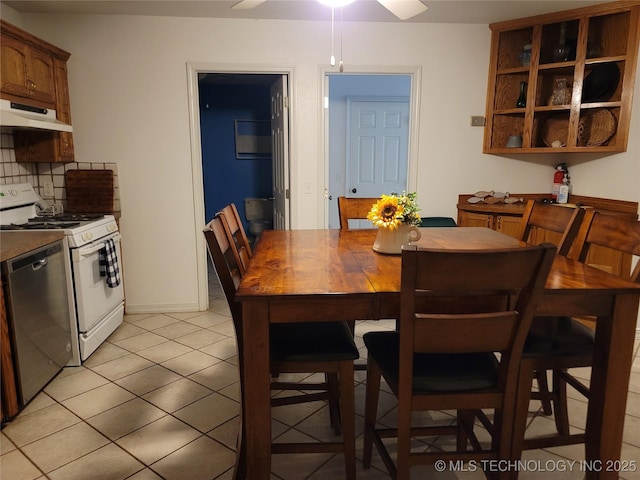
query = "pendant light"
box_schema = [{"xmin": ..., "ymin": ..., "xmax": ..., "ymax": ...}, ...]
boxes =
[{"xmin": 318, "ymin": 0, "xmax": 354, "ymax": 70}]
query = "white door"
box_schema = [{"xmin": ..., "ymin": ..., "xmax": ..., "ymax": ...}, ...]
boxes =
[
  {"xmin": 271, "ymin": 75, "xmax": 290, "ymax": 229},
  {"xmin": 346, "ymin": 98, "xmax": 409, "ymax": 199}
]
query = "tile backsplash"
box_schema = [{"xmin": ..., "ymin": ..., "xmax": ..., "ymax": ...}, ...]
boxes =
[{"xmin": 0, "ymin": 130, "xmax": 120, "ymax": 213}]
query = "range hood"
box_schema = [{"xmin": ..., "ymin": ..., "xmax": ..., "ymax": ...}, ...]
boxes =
[{"xmin": 0, "ymin": 99, "xmax": 73, "ymax": 132}]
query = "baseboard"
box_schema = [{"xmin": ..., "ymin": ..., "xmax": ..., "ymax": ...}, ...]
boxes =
[{"xmin": 124, "ymin": 302, "xmax": 201, "ymax": 314}]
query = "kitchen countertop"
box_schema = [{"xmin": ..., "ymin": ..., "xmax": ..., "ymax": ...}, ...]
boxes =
[{"xmin": 0, "ymin": 231, "xmax": 65, "ymax": 262}]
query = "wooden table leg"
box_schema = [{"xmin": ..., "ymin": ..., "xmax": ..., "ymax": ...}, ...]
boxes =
[
  {"xmin": 585, "ymin": 294, "xmax": 639, "ymax": 480},
  {"xmin": 242, "ymin": 301, "xmax": 272, "ymax": 480}
]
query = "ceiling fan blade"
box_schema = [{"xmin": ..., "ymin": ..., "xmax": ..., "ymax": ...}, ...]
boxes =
[
  {"xmin": 376, "ymin": 0, "xmax": 428, "ymax": 20},
  {"xmin": 232, "ymin": 0, "xmax": 267, "ymax": 10}
]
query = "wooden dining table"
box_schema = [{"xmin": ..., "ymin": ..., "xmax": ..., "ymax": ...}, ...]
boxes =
[{"xmin": 235, "ymin": 227, "xmax": 640, "ymax": 479}]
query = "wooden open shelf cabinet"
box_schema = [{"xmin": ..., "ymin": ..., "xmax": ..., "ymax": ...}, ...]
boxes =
[{"xmin": 483, "ymin": 1, "xmax": 640, "ymax": 154}]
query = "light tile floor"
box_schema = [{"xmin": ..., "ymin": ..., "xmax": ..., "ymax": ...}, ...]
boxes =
[{"xmin": 2, "ymin": 275, "xmax": 640, "ymax": 480}]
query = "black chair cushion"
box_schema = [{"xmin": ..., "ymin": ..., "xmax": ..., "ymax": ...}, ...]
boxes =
[
  {"xmin": 363, "ymin": 331, "xmax": 499, "ymax": 392},
  {"xmin": 270, "ymin": 321, "xmax": 360, "ymax": 362},
  {"xmin": 420, "ymin": 217, "xmax": 457, "ymax": 227},
  {"xmin": 524, "ymin": 316, "xmax": 595, "ymax": 357}
]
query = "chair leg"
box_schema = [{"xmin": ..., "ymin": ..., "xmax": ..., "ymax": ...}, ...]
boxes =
[
  {"xmin": 396, "ymin": 392, "xmax": 412, "ymax": 480},
  {"xmin": 535, "ymin": 370, "xmax": 553, "ymax": 415},
  {"xmin": 362, "ymin": 358, "xmax": 381, "ymax": 469},
  {"xmin": 233, "ymin": 421, "xmax": 247, "ymax": 480},
  {"xmin": 551, "ymin": 369, "xmax": 570, "ymax": 435},
  {"xmin": 339, "ymin": 362, "xmax": 356, "ymax": 480},
  {"xmin": 510, "ymin": 362, "xmax": 535, "ymax": 479},
  {"xmin": 326, "ymin": 372, "xmax": 342, "ymax": 435},
  {"xmin": 457, "ymin": 410, "xmax": 475, "ymax": 451}
]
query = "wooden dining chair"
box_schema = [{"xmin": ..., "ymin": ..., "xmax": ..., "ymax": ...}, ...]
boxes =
[
  {"xmin": 218, "ymin": 204, "xmax": 348, "ymax": 430},
  {"xmin": 512, "ymin": 210, "xmax": 640, "ymax": 457},
  {"xmin": 516, "ymin": 199, "xmax": 587, "ymax": 417},
  {"xmin": 337, "ymin": 196, "xmax": 379, "ymax": 230},
  {"xmin": 218, "ymin": 203, "xmax": 349, "ymax": 428},
  {"xmin": 218, "ymin": 203, "xmax": 252, "ymax": 273},
  {"xmin": 203, "ymin": 215, "xmax": 359, "ymax": 480},
  {"xmin": 517, "ymin": 199, "xmax": 585, "ymax": 256},
  {"xmin": 362, "ymin": 243, "xmax": 556, "ymax": 480}
]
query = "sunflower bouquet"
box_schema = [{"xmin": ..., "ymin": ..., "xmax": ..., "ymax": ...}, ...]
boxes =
[{"xmin": 367, "ymin": 192, "xmax": 421, "ymax": 230}]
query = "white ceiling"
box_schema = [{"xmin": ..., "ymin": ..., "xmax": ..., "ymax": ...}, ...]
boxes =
[{"xmin": 1, "ymin": 0, "xmax": 607, "ymax": 24}]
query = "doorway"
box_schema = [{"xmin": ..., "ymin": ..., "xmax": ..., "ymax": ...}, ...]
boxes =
[
  {"xmin": 325, "ymin": 73, "xmax": 416, "ymax": 228},
  {"xmin": 187, "ymin": 64, "xmax": 293, "ymax": 311},
  {"xmin": 198, "ymin": 73, "xmax": 284, "ymax": 235}
]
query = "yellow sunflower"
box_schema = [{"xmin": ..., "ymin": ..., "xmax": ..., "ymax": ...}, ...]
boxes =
[{"xmin": 367, "ymin": 195, "xmax": 405, "ymax": 230}]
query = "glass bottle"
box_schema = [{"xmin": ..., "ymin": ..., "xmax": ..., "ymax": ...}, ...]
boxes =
[
  {"xmin": 553, "ymin": 23, "xmax": 571, "ymax": 62},
  {"xmin": 516, "ymin": 81, "xmax": 527, "ymax": 108}
]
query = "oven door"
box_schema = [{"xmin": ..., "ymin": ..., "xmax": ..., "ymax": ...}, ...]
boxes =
[{"xmin": 70, "ymin": 231, "xmax": 125, "ymax": 333}]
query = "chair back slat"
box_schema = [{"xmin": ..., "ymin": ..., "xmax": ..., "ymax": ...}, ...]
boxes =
[
  {"xmin": 573, "ymin": 210, "xmax": 640, "ymax": 282},
  {"xmin": 413, "ymin": 311, "xmax": 519, "ymax": 353},
  {"xmin": 517, "ymin": 200, "xmax": 585, "ymax": 255},
  {"xmin": 337, "ymin": 196, "xmax": 379, "ymax": 230}
]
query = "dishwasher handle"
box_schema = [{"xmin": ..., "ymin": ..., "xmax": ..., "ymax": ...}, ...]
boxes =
[{"xmin": 31, "ymin": 258, "xmax": 48, "ymax": 271}]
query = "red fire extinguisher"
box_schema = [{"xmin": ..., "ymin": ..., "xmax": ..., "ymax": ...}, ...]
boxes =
[{"xmin": 552, "ymin": 163, "xmax": 567, "ymax": 201}]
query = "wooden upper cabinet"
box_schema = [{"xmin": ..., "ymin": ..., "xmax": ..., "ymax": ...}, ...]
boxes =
[
  {"xmin": 1, "ymin": 25, "xmax": 57, "ymax": 106},
  {"xmin": 1, "ymin": 20, "xmax": 75, "ymax": 162},
  {"xmin": 483, "ymin": 1, "xmax": 640, "ymax": 153}
]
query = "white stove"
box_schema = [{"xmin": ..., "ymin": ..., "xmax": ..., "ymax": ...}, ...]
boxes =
[{"xmin": 0, "ymin": 183, "xmax": 125, "ymax": 365}]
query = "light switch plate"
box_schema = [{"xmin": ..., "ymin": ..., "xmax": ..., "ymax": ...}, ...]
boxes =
[{"xmin": 470, "ymin": 116, "xmax": 486, "ymax": 127}]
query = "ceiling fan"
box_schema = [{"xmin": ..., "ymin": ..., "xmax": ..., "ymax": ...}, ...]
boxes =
[{"xmin": 232, "ymin": 0, "xmax": 428, "ymax": 21}]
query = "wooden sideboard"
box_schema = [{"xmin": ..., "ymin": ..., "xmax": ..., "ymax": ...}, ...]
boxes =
[{"xmin": 457, "ymin": 193, "xmax": 638, "ymax": 277}]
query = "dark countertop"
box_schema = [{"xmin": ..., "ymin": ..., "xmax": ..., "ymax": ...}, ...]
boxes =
[{"xmin": 0, "ymin": 231, "xmax": 65, "ymax": 262}]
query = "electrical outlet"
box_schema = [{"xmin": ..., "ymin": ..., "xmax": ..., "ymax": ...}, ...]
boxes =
[
  {"xmin": 43, "ymin": 180, "xmax": 54, "ymax": 198},
  {"xmin": 304, "ymin": 181, "xmax": 313, "ymax": 194},
  {"xmin": 470, "ymin": 116, "xmax": 486, "ymax": 127}
]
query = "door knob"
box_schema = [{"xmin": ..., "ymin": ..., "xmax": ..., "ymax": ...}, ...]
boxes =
[{"xmin": 351, "ymin": 188, "xmax": 357, "ymax": 194}]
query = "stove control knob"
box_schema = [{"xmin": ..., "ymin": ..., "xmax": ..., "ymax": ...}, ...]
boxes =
[
  {"xmin": 9, "ymin": 189, "xmax": 18, "ymax": 197},
  {"xmin": 107, "ymin": 222, "xmax": 117, "ymax": 232},
  {"xmin": 82, "ymin": 232, "xmax": 93, "ymax": 242}
]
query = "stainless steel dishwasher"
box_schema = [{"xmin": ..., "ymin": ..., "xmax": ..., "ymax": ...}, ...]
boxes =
[{"xmin": 3, "ymin": 240, "xmax": 72, "ymax": 405}]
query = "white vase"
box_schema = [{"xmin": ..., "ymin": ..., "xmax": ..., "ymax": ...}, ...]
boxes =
[{"xmin": 372, "ymin": 224, "xmax": 422, "ymax": 254}]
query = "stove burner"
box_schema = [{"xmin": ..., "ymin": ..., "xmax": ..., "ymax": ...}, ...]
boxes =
[{"xmin": 1, "ymin": 221, "xmax": 81, "ymax": 230}]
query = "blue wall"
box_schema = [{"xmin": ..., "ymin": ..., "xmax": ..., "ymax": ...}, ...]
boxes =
[{"xmin": 199, "ymin": 82, "xmax": 273, "ymax": 229}]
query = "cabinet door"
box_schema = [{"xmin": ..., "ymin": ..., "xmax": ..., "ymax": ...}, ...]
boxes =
[
  {"xmin": 495, "ymin": 215, "xmax": 523, "ymax": 239},
  {"xmin": 14, "ymin": 130, "xmax": 63, "ymax": 162},
  {"xmin": 27, "ymin": 47, "xmax": 56, "ymax": 105},
  {"xmin": 0, "ymin": 36, "xmax": 55, "ymax": 105},
  {"xmin": 1, "ymin": 35, "xmax": 30, "ymax": 98},
  {"xmin": 458, "ymin": 210, "xmax": 493, "ymax": 229}
]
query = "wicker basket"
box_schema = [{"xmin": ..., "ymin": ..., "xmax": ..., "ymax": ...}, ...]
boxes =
[
  {"xmin": 578, "ymin": 109, "xmax": 616, "ymax": 146},
  {"xmin": 542, "ymin": 115, "xmax": 569, "ymax": 147}
]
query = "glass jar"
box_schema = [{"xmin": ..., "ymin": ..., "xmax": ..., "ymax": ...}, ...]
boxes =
[
  {"xmin": 549, "ymin": 77, "xmax": 571, "ymax": 105},
  {"xmin": 519, "ymin": 44, "xmax": 532, "ymax": 67}
]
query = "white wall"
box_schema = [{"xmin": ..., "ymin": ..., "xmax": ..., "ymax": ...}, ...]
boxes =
[{"xmin": 4, "ymin": 8, "xmax": 640, "ymax": 313}]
